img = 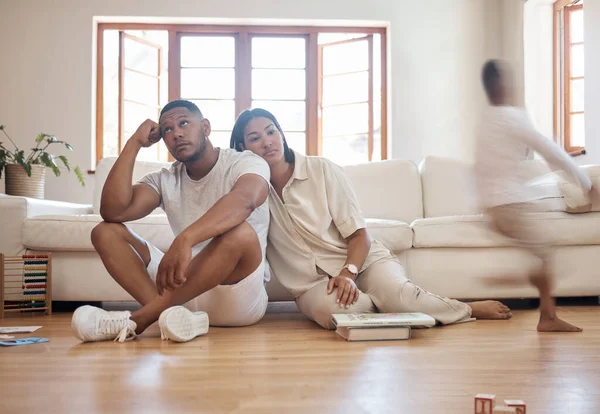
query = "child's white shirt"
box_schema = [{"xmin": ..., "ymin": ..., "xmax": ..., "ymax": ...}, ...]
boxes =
[{"xmin": 474, "ymin": 106, "xmax": 591, "ymax": 209}]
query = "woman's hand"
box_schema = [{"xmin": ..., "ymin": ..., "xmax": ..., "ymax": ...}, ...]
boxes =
[{"xmin": 327, "ymin": 275, "xmax": 359, "ymax": 308}]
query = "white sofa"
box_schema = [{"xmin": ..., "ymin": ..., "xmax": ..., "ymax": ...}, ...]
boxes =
[{"xmin": 2, "ymin": 155, "xmax": 600, "ymax": 303}]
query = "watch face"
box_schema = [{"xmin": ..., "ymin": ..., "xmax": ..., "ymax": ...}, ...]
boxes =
[{"xmin": 348, "ymin": 264, "xmax": 358, "ymax": 274}]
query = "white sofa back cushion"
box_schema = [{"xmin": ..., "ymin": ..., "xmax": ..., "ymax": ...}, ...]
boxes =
[
  {"xmin": 93, "ymin": 157, "xmax": 172, "ymax": 215},
  {"xmin": 343, "ymin": 159, "xmax": 423, "ymax": 223},
  {"xmin": 95, "ymin": 156, "xmax": 424, "ymax": 224},
  {"xmin": 418, "ymin": 156, "xmax": 481, "ymax": 218},
  {"xmin": 419, "ymin": 156, "xmax": 554, "ymax": 218}
]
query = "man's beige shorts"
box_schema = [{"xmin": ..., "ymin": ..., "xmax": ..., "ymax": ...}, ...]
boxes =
[{"xmin": 145, "ymin": 241, "xmax": 268, "ymax": 327}]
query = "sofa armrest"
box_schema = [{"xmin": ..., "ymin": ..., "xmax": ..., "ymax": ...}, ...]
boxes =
[{"xmin": 0, "ymin": 195, "xmax": 92, "ymax": 256}]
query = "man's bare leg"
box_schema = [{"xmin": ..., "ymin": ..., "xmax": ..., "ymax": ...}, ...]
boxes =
[
  {"xmin": 532, "ymin": 265, "xmax": 582, "ymax": 332},
  {"xmin": 91, "ymin": 222, "xmax": 157, "ymax": 305},
  {"xmin": 130, "ymin": 221, "xmax": 262, "ymax": 333}
]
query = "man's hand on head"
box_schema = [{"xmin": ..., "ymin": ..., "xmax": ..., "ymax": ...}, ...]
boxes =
[{"xmin": 132, "ymin": 119, "xmax": 161, "ymax": 148}]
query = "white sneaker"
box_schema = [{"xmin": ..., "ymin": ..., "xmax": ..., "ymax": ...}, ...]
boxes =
[
  {"xmin": 71, "ymin": 305, "xmax": 137, "ymax": 343},
  {"xmin": 158, "ymin": 306, "xmax": 209, "ymax": 343}
]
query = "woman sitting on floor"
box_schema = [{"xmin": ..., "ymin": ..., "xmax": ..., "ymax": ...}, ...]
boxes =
[{"xmin": 229, "ymin": 108, "xmax": 512, "ymax": 329}]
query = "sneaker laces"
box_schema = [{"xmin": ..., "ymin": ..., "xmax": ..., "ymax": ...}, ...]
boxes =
[
  {"xmin": 115, "ymin": 326, "xmax": 136, "ymax": 343},
  {"xmin": 97, "ymin": 312, "xmax": 137, "ymax": 343}
]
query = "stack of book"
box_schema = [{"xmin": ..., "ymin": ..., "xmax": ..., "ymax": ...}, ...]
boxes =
[{"xmin": 331, "ymin": 312, "xmax": 436, "ymax": 342}]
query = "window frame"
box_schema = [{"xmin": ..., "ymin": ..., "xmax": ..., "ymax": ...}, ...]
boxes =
[
  {"xmin": 554, "ymin": 0, "xmax": 585, "ymax": 156},
  {"xmin": 95, "ymin": 23, "xmax": 388, "ymax": 167}
]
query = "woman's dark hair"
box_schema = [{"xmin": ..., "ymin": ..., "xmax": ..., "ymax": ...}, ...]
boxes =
[{"xmin": 230, "ymin": 108, "xmax": 295, "ymax": 164}]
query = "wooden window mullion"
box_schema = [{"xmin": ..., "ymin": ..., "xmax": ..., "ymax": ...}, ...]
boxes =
[
  {"xmin": 306, "ymin": 33, "xmax": 319, "ymax": 156},
  {"xmin": 367, "ymin": 34, "xmax": 374, "ymax": 162}
]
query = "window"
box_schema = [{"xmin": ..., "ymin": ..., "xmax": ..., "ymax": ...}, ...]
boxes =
[
  {"xmin": 554, "ymin": 0, "xmax": 584, "ymax": 155},
  {"xmin": 95, "ymin": 24, "xmax": 387, "ymax": 166}
]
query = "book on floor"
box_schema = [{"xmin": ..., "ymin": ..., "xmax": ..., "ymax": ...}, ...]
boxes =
[
  {"xmin": 335, "ymin": 326, "xmax": 412, "ymax": 342},
  {"xmin": 331, "ymin": 312, "xmax": 436, "ymax": 328}
]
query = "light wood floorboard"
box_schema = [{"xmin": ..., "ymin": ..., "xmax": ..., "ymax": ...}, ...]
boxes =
[{"xmin": 1, "ymin": 304, "xmax": 600, "ymax": 413}]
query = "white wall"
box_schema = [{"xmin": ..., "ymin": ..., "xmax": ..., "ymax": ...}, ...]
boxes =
[
  {"xmin": 524, "ymin": 0, "xmax": 554, "ymax": 139},
  {"xmin": 582, "ymin": 0, "xmax": 600, "ymax": 165},
  {"xmin": 523, "ymin": 0, "xmax": 600, "ymax": 166},
  {"xmin": 500, "ymin": 0, "xmax": 526, "ymax": 108},
  {"xmin": 0, "ymin": 0, "xmax": 498, "ymax": 203}
]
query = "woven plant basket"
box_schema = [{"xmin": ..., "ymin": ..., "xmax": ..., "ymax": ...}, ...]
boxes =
[{"xmin": 5, "ymin": 164, "xmax": 46, "ymax": 199}]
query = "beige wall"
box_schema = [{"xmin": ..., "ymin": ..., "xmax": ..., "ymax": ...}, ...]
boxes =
[
  {"xmin": 523, "ymin": 0, "xmax": 599, "ymax": 166},
  {"xmin": 580, "ymin": 0, "xmax": 600, "ymax": 165},
  {"xmin": 524, "ymin": 0, "xmax": 554, "ymax": 139},
  {"xmin": 0, "ymin": 0, "xmax": 499, "ymax": 203}
]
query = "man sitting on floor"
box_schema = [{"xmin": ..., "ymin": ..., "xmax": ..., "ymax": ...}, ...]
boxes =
[{"xmin": 71, "ymin": 100, "xmax": 271, "ymax": 343}]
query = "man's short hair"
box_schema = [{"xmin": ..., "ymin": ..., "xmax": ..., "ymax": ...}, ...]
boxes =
[{"xmin": 160, "ymin": 100, "xmax": 203, "ymax": 119}]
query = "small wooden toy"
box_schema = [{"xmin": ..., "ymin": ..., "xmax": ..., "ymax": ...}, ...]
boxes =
[
  {"xmin": 1, "ymin": 254, "xmax": 52, "ymax": 318},
  {"xmin": 493, "ymin": 406, "xmax": 516, "ymax": 413},
  {"xmin": 475, "ymin": 394, "xmax": 496, "ymax": 414},
  {"xmin": 504, "ymin": 400, "xmax": 526, "ymax": 414}
]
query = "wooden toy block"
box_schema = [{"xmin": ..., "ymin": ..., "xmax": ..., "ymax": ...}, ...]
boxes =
[
  {"xmin": 474, "ymin": 394, "xmax": 496, "ymax": 414},
  {"xmin": 492, "ymin": 406, "xmax": 516, "ymax": 413},
  {"xmin": 504, "ymin": 400, "xmax": 526, "ymax": 414}
]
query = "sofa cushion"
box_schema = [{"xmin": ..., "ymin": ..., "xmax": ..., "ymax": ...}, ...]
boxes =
[
  {"xmin": 583, "ymin": 165, "xmax": 600, "ymax": 211},
  {"xmin": 23, "ymin": 214, "xmax": 174, "ymax": 252},
  {"xmin": 343, "ymin": 159, "xmax": 423, "ymax": 223},
  {"xmin": 411, "ymin": 212, "xmax": 600, "ymax": 248},
  {"xmin": 418, "ymin": 156, "xmax": 556, "ymax": 218},
  {"xmin": 22, "ymin": 214, "xmax": 412, "ymax": 255},
  {"xmin": 365, "ymin": 219, "xmax": 413, "ymax": 252}
]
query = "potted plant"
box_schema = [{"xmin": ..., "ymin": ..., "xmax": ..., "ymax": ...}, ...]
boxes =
[{"xmin": 0, "ymin": 125, "xmax": 85, "ymax": 199}]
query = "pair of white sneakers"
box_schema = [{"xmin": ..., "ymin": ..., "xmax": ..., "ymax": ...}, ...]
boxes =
[{"xmin": 71, "ymin": 305, "xmax": 209, "ymax": 343}]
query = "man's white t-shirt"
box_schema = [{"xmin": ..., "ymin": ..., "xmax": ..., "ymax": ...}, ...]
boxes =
[
  {"xmin": 474, "ymin": 106, "xmax": 591, "ymax": 209},
  {"xmin": 138, "ymin": 148, "xmax": 271, "ymax": 277}
]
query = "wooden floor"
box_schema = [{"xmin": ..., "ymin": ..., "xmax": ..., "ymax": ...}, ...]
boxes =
[{"xmin": 1, "ymin": 303, "xmax": 600, "ymax": 414}]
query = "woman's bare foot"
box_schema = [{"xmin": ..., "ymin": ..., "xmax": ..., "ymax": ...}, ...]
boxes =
[
  {"xmin": 468, "ymin": 301, "xmax": 512, "ymax": 319},
  {"xmin": 537, "ymin": 315, "xmax": 582, "ymax": 332}
]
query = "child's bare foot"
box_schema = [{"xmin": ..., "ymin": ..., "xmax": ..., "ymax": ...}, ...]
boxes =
[
  {"xmin": 468, "ymin": 301, "xmax": 512, "ymax": 319},
  {"xmin": 537, "ymin": 315, "xmax": 582, "ymax": 332}
]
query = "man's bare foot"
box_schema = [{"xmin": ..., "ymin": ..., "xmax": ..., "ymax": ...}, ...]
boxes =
[
  {"xmin": 537, "ymin": 315, "xmax": 582, "ymax": 332},
  {"xmin": 468, "ymin": 301, "xmax": 512, "ymax": 319}
]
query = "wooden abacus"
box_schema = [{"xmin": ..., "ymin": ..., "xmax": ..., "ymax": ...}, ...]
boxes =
[{"xmin": 0, "ymin": 253, "xmax": 52, "ymax": 318}]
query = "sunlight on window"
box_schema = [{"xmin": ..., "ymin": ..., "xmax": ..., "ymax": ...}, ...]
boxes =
[
  {"xmin": 181, "ymin": 36, "xmax": 235, "ymax": 68},
  {"xmin": 318, "ymin": 33, "xmax": 367, "ymax": 44},
  {"xmin": 103, "ymin": 30, "xmax": 169, "ymax": 162},
  {"xmin": 251, "ymin": 36, "xmax": 307, "ymax": 154},
  {"xmin": 97, "ymin": 27, "xmax": 385, "ymax": 164},
  {"xmin": 570, "ymin": 10, "xmax": 583, "ymax": 43},
  {"xmin": 319, "ymin": 34, "xmax": 376, "ymax": 165},
  {"xmin": 571, "ymin": 114, "xmax": 585, "ymax": 147},
  {"xmin": 252, "ymin": 37, "xmax": 305, "ymax": 69}
]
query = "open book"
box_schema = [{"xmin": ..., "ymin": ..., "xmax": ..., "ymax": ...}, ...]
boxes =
[{"xmin": 331, "ymin": 312, "xmax": 436, "ymax": 328}]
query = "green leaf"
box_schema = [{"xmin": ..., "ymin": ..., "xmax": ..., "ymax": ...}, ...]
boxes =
[
  {"xmin": 57, "ymin": 155, "xmax": 70, "ymax": 172},
  {"xmin": 74, "ymin": 165, "xmax": 85, "ymax": 187},
  {"xmin": 14, "ymin": 149, "xmax": 25, "ymax": 163},
  {"xmin": 40, "ymin": 152, "xmax": 60, "ymax": 177},
  {"xmin": 16, "ymin": 155, "xmax": 32, "ymax": 176},
  {"xmin": 0, "ymin": 149, "xmax": 6, "ymax": 179},
  {"xmin": 35, "ymin": 133, "xmax": 46, "ymax": 143}
]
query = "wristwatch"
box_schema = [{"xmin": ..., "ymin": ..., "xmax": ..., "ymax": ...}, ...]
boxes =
[{"xmin": 343, "ymin": 264, "xmax": 359, "ymax": 277}]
